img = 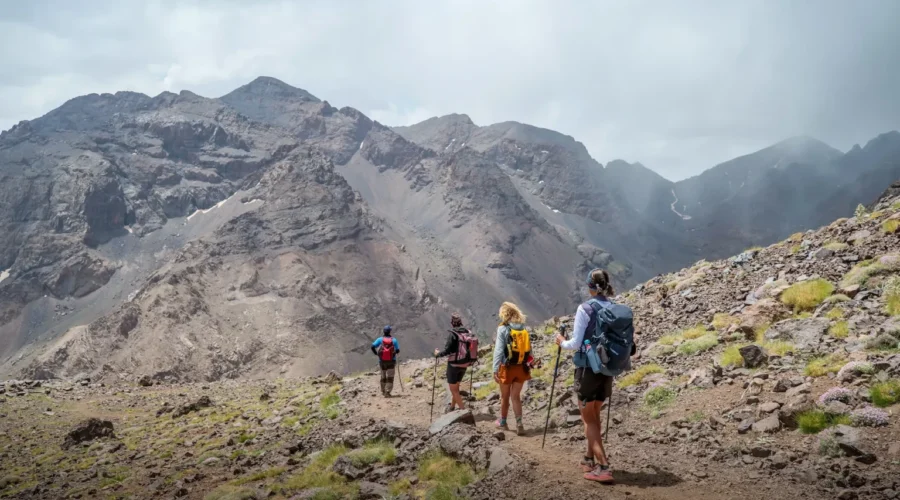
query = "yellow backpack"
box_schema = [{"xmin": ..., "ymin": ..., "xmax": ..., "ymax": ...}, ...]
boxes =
[{"xmin": 504, "ymin": 326, "xmax": 531, "ymax": 365}]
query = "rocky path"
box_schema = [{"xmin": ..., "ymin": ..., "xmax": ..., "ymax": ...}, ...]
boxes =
[{"xmin": 356, "ymin": 358, "xmax": 816, "ymax": 500}]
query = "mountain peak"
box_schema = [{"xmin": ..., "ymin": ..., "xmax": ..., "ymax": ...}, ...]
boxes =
[{"xmin": 222, "ymin": 76, "xmax": 320, "ymax": 103}]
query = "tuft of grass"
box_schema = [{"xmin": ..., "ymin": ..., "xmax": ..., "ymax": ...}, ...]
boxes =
[
  {"xmin": 870, "ymin": 380, "xmax": 900, "ymax": 408},
  {"xmin": 823, "ymin": 241, "xmax": 849, "ymax": 251},
  {"xmin": 97, "ymin": 466, "xmax": 131, "ymax": 488},
  {"xmin": 320, "ymin": 389, "xmax": 341, "ymax": 420},
  {"xmin": 885, "ymin": 277, "xmax": 900, "ymax": 316},
  {"xmin": 204, "ymin": 485, "xmax": 258, "ymax": 500},
  {"xmin": 231, "ymin": 466, "xmax": 287, "ymax": 486},
  {"xmin": 542, "ymin": 325, "xmax": 556, "ymax": 336},
  {"xmin": 828, "ymin": 321, "xmax": 849, "ymax": 339},
  {"xmin": 680, "ymin": 325, "xmax": 709, "ymax": 340},
  {"xmin": 841, "ymin": 260, "xmax": 885, "ymax": 288},
  {"xmin": 805, "ymin": 354, "xmax": 846, "ymax": 377},
  {"xmin": 347, "ymin": 440, "xmax": 397, "ymax": 467},
  {"xmin": 883, "ymin": 219, "xmax": 900, "ymax": 234},
  {"xmin": 417, "ymin": 450, "xmax": 474, "ymax": 500},
  {"xmin": 676, "ymin": 334, "xmax": 718, "ymax": 356},
  {"xmin": 719, "ymin": 344, "xmax": 748, "ymax": 367},
  {"xmin": 279, "ymin": 444, "xmax": 352, "ymax": 495},
  {"xmin": 712, "ymin": 313, "xmax": 739, "ymax": 330},
  {"xmin": 389, "ymin": 478, "xmax": 413, "ymax": 496},
  {"xmin": 753, "ymin": 323, "xmax": 771, "ymax": 343},
  {"xmin": 643, "ymin": 385, "xmax": 677, "ymax": 416},
  {"xmin": 781, "ymin": 279, "xmax": 835, "ymax": 312},
  {"xmin": 825, "ymin": 308, "xmax": 845, "ymax": 320},
  {"xmin": 790, "ymin": 245, "xmax": 802, "ymax": 255},
  {"xmin": 788, "ymin": 232, "xmax": 804, "ymax": 243},
  {"xmin": 474, "ymin": 380, "xmax": 498, "ymax": 400},
  {"xmin": 616, "ymin": 364, "xmax": 664, "ymax": 388},
  {"xmin": 658, "ymin": 334, "xmax": 679, "ymax": 346},
  {"xmin": 798, "ymin": 410, "xmax": 852, "ymax": 434}
]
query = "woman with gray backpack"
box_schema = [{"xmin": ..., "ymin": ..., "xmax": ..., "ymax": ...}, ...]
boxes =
[
  {"xmin": 555, "ymin": 268, "xmax": 636, "ymax": 485},
  {"xmin": 434, "ymin": 313, "xmax": 479, "ymax": 413}
]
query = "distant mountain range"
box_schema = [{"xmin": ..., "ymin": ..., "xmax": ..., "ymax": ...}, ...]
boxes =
[{"xmin": 0, "ymin": 76, "xmax": 897, "ymax": 382}]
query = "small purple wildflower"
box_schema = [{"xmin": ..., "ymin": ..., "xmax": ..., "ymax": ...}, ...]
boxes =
[
  {"xmin": 850, "ymin": 406, "xmax": 890, "ymax": 427},
  {"xmin": 818, "ymin": 387, "xmax": 853, "ymax": 405}
]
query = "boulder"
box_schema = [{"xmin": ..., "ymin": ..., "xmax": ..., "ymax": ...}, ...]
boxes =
[
  {"xmin": 63, "ymin": 418, "xmax": 115, "ymax": 449},
  {"xmin": 765, "ymin": 318, "xmax": 829, "ymax": 351},
  {"xmin": 839, "ymin": 284, "xmax": 861, "ymax": 298},
  {"xmin": 429, "ymin": 409, "xmax": 475, "ymax": 435},
  {"xmin": 487, "ymin": 447, "xmax": 515, "ymax": 475},
  {"xmin": 358, "ymin": 482, "xmax": 389, "ymax": 500},
  {"xmin": 751, "ymin": 413, "xmax": 781, "ymax": 433},
  {"xmin": 811, "ymin": 248, "xmax": 834, "ymax": 260},
  {"xmin": 332, "ymin": 456, "xmax": 364, "ymax": 480},
  {"xmin": 172, "ymin": 396, "xmax": 212, "ymax": 418},
  {"xmin": 759, "ymin": 402, "xmax": 781, "ymax": 414},
  {"xmin": 739, "ymin": 298, "xmax": 789, "ymax": 330},
  {"xmin": 138, "ymin": 376, "xmax": 153, "ymax": 387},
  {"xmin": 739, "ymin": 345, "xmax": 768, "ymax": 368}
]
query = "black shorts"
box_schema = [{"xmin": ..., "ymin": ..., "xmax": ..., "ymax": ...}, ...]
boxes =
[
  {"xmin": 446, "ymin": 364, "xmax": 468, "ymax": 384},
  {"xmin": 573, "ymin": 367, "xmax": 613, "ymax": 404}
]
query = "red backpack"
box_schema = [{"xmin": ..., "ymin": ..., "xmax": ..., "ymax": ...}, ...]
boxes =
[
  {"xmin": 377, "ymin": 337, "xmax": 395, "ymax": 362},
  {"xmin": 449, "ymin": 329, "xmax": 479, "ymax": 367}
]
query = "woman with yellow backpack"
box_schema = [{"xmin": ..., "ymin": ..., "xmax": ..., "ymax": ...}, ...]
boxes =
[{"xmin": 491, "ymin": 301, "xmax": 533, "ymax": 436}]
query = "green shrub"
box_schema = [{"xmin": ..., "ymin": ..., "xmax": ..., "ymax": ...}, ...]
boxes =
[
  {"xmin": 474, "ymin": 381, "xmax": 497, "ymax": 400},
  {"xmin": 781, "ymin": 279, "xmax": 835, "ymax": 312},
  {"xmin": 885, "ymin": 276, "xmax": 900, "ymax": 317},
  {"xmin": 828, "ymin": 321, "xmax": 849, "ymax": 339},
  {"xmin": 204, "ymin": 485, "xmax": 258, "ymax": 500},
  {"xmin": 280, "ymin": 444, "xmax": 350, "ymax": 494},
  {"xmin": 854, "ymin": 203, "xmax": 868, "ymax": 219},
  {"xmin": 823, "ymin": 241, "xmax": 849, "ymax": 251},
  {"xmin": 676, "ymin": 334, "xmax": 718, "ymax": 355},
  {"xmin": 231, "ymin": 467, "xmax": 287, "ymax": 486},
  {"xmin": 616, "ymin": 364, "xmax": 664, "ymax": 388},
  {"xmin": 841, "ymin": 260, "xmax": 885, "ymax": 288},
  {"xmin": 883, "ymin": 219, "xmax": 900, "ymax": 234},
  {"xmin": 719, "ymin": 344, "xmax": 748, "ymax": 367},
  {"xmin": 790, "ymin": 245, "xmax": 802, "ymax": 255},
  {"xmin": 762, "ymin": 340, "xmax": 795, "ymax": 356},
  {"xmin": 320, "ymin": 389, "xmax": 341, "ymax": 419},
  {"xmin": 798, "ymin": 410, "xmax": 851, "ymax": 434},
  {"xmin": 805, "ymin": 354, "xmax": 846, "ymax": 377},
  {"xmin": 870, "ymin": 380, "xmax": 900, "ymax": 408},
  {"xmin": 824, "ymin": 294, "xmax": 851, "ymax": 304}
]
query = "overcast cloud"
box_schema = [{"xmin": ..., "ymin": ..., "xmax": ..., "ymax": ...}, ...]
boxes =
[{"xmin": 1, "ymin": 0, "xmax": 899, "ymax": 180}]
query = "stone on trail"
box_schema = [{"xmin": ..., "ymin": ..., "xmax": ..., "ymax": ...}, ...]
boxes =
[
  {"xmin": 739, "ymin": 345, "xmax": 768, "ymax": 368},
  {"xmin": 358, "ymin": 481, "xmax": 389, "ymax": 500},
  {"xmin": 172, "ymin": 395, "xmax": 212, "ymax": 418},
  {"xmin": 765, "ymin": 318, "xmax": 829, "ymax": 351},
  {"xmin": 429, "ymin": 409, "xmax": 475, "ymax": 435},
  {"xmin": 759, "ymin": 402, "xmax": 781, "ymax": 414},
  {"xmin": 63, "ymin": 418, "xmax": 115, "ymax": 449},
  {"xmin": 487, "ymin": 447, "xmax": 515, "ymax": 475},
  {"xmin": 138, "ymin": 376, "xmax": 153, "ymax": 387},
  {"xmin": 737, "ymin": 418, "xmax": 755, "ymax": 434}
]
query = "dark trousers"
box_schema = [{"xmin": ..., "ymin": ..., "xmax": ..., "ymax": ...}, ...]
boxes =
[{"xmin": 379, "ymin": 360, "xmax": 396, "ymax": 395}]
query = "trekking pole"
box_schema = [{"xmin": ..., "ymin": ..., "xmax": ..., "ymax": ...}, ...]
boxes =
[
  {"xmin": 542, "ymin": 324, "xmax": 567, "ymax": 449},
  {"xmin": 605, "ymin": 384, "xmax": 612, "ymax": 441},
  {"xmin": 397, "ymin": 362, "xmax": 405, "ymax": 393},
  {"xmin": 429, "ymin": 356, "xmax": 438, "ymax": 423}
]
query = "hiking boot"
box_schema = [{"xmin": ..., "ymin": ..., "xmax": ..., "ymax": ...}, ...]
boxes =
[
  {"xmin": 516, "ymin": 422, "xmax": 526, "ymax": 436},
  {"xmin": 584, "ymin": 466, "xmax": 614, "ymax": 484},
  {"xmin": 580, "ymin": 457, "xmax": 595, "ymax": 473},
  {"xmin": 444, "ymin": 403, "xmax": 455, "ymax": 414},
  {"xmin": 495, "ymin": 419, "xmax": 509, "ymax": 430}
]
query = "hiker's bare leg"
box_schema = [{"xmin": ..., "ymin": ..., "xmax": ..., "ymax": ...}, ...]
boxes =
[
  {"xmin": 579, "ymin": 399, "xmax": 591, "ymax": 459},
  {"xmin": 583, "ymin": 401, "xmax": 609, "ymax": 466},
  {"xmin": 510, "ymin": 381, "xmax": 524, "ymax": 419},
  {"xmin": 499, "ymin": 384, "xmax": 511, "ymax": 419},
  {"xmin": 448, "ymin": 382, "xmax": 465, "ymax": 410}
]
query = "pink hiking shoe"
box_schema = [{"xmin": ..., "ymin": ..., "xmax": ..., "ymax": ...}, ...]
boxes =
[
  {"xmin": 495, "ymin": 419, "xmax": 509, "ymax": 430},
  {"xmin": 584, "ymin": 466, "xmax": 614, "ymax": 484}
]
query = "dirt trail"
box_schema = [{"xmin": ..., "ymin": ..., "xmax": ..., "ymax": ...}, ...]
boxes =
[{"xmin": 355, "ymin": 359, "xmax": 815, "ymax": 500}]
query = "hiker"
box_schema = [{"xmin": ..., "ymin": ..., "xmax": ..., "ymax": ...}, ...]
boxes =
[
  {"xmin": 434, "ymin": 313, "xmax": 479, "ymax": 413},
  {"xmin": 492, "ymin": 302, "xmax": 533, "ymax": 435},
  {"xmin": 555, "ymin": 268, "xmax": 634, "ymax": 484},
  {"xmin": 371, "ymin": 326, "xmax": 400, "ymax": 397}
]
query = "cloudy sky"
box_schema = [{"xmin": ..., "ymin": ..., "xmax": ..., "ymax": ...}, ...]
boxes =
[{"xmin": 2, "ymin": 0, "xmax": 899, "ymax": 180}]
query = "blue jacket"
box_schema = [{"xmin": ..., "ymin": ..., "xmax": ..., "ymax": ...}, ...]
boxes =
[{"xmin": 371, "ymin": 336, "xmax": 400, "ymax": 361}]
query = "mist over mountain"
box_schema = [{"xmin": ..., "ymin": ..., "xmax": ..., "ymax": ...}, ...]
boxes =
[{"xmin": 0, "ymin": 77, "xmax": 897, "ymax": 382}]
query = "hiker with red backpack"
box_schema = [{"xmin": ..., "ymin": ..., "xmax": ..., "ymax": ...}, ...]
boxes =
[
  {"xmin": 433, "ymin": 313, "xmax": 479, "ymax": 413},
  {"xmin": 371, "ymin": 326, "xmax": 400, "ymax": 397},
  {"xmin": 556, "ymin": 268, "xmax": 636, "ymax": 485}
]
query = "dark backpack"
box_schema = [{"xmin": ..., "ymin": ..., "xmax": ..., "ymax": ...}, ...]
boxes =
[
  {"xmin": 377, "ymin": 337, "xmax": 395, "ymax": 362},
  {"xmin": 574, "ymin": 298, "xmax": 634, "ymax": 376},
  {"xmin": 448, "ymin": 329, "xmax": 479, "ymax": 367}
]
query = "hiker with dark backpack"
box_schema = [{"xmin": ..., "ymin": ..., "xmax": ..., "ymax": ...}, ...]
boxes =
[
  {"xmin": 556, "ymin": 269, "xmax": 636, "ymax": 484},
  {"xmin": 434, "ymin": 313, "xmax": 479, "ymax": 413},
  {"xmin": 492, "ymin": 302, "xmax": 533, "ymax": 436},
  {"xmin": 371, "ymin": 326, "xmax": 400, "ymax": 397}
]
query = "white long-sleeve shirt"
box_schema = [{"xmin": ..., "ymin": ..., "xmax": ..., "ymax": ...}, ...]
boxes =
[{"xmin": 560, "ymin": 297, "xmax": 611, "ymax": 351}]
